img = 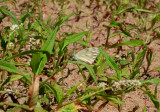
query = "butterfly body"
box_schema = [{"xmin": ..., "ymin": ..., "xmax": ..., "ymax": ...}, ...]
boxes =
[{"xmin": 72, "ymin": 47, "xmax": 99, "ymax": 64}]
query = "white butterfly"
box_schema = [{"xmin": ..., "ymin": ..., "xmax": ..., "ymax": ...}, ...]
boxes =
[{"xmin": 72, "ymin": 47, "xmax": 100, "ymax": 64}]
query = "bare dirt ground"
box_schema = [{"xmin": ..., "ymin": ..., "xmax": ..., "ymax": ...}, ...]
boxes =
[{"xmin": 0, "ymin": 0, "xmax": 160, "ymax": 112}]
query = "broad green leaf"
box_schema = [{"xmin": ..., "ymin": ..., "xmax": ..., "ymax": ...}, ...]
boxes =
[
  {"xmin": 109, "ymin": 39, "xmax": 145, "ymax": 48},
  {"xmin": 100, "ymin": 48, "xmax": 120, "ymax": 80},
  {"xmin": 67, "ymin": 60, "xmax": 97, "ymax": 84},
  {"xmin": 31, "ymin": 27, "xmax": 58, "ymax": 75},
  {"xmin": 30, "ymin": 53, "xmax": 43, "ymax": 75}
]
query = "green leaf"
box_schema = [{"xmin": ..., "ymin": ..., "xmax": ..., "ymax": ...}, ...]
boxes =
[
  {"xmin": 106, "ymin": 96, "xmax": 124, "ymax": 105},
  {"xmin": 31, "ymin": 12, "xmax": 78, "ymax": 75},
  {"xmin": 0, "ymin": 6, "xmax": 7, "ymax": 23},
  {"xmin": 5, "ymin": 50, "xmax": 50, "ymax": 61},
  {"xmin": 30, "ymin": 53, "xmax": 44, "ymax": 75},
  {"xmin": 62, "ymin": 31, "xmax": 88, "ymax": 50},
  {"xmin": 0, "ymin": 90, "xmax": 21, "ymax": 95},
  {"xmin": 8, "ymin": 74, "xmax": 23, "ymax": 82},
  {"xmin": 155, "ymin": 84, "xmax": 158, "ymax": 99},
  {"xmin": 0, "ymin": 102, "xmax": 30, "ymax": 111},
  {"xmin": 109, "ymin": 31, "xmax": 122, "ymax": 39},
  {"xmin": 153, "ymin": 66, "xmax": 160, "ymax": 71},
  {"xmin": 0, "ymin": 77, "xmax": 10, "ymax": 90},
  {"xmin": 143, "ymin": 106, "xmax": 146, "ymax": 112},
  {"xmin": 141, "ymin": 78, "xmax": 160, "ymax": 85},
  {"xmin": 66, "ymin": 82, "xmax": 82, "ymax": 97},
  {"xmin": 0, "ymin": 60, "xmax": 18, "ymax": 73},
  {"xmin": 135, "ymin": 9, "xmax": 152, "ymax": 13},
  {"xmin": 58, "ymin": 103, "xmax": 87, "ymax": 112},
  {"xmin": 75, "ymin": 40, "xmax": 89, "ymax": 47},
  {"xmin": 34, "ymin": 102, "xmax": 48, "ymax": 112},
  {"xmin": 0, "ymin": 6, "xmax": 23, "ymax": 39},
  {"xmin": 119, "ymin": 59, "xmax": 130, "ymax": 66},
  {"xmin": 31, "ymin": 27, "xmax": 58, "ymax": 75},
  {"xmin": 38, "ymin": 98, "xmax": 49, "ymax": 105},
  {"xmin": 120, "ymin": 67, "xmax": 129, "ymax": 77},
  {"xmin": 117, "ymin": 7, "xmax": 134, "ymax": 15},
  {"xmin": 150, "ymin": 13, "xmax": 159, "ymax": 28},
  {"xmin": 130, "ymin": 46, "xmax": 147, "ymax": 79},
  {"xmin": 41, "ymin": 27, "xmax": 58, "ymax": 54},
  {"xmin": 45, "ymin": 82, "xmax": 63, "ymax": 105},
  {"xmin": 55, "ymin": 11, "xmax": 81, "ymax": 28},
  {"xmin": 99, "ymin": 48, "xmax": 120, "ymax": 80},
  {"xmin": 109, "ymin": 39, "xmax": 145, "ymax": 48},
  {"xmin": 142, "ymin": 90, "xmax": 160, "ymax": 110},
  {"xmin": 96, "ymin": 61, "xmax": 108, "ymax": 75},
  {"xmin": 98, "ymin": 77, "xmax": 108, "ymax": 82},
  {"xmin": 108, "ymin": 19, "xmax": 131, "ymax": 37},
  {"xmin": 67, "ymin": 60, "xmax": 98, "ymax": 84}
]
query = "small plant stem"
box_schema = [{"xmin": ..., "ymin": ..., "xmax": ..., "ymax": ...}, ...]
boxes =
[
  {"xmin": 119, "ymin": 91, "xmax": 125, "ymax": 112},
  {"xmin": 104, "ymin": 26, "xmax": 110, "ymax": 49},
  {"xmin": 77, "ymin": 65, "xmax": 86, "ymax": 80}
]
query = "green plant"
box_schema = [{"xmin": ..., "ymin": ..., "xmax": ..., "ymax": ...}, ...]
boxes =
[{"xmin": 0, "ymin": 0, "xmax": 160, "ymax": 112}]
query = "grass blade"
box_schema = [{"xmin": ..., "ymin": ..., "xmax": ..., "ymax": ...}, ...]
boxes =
[
  {"xmin": 99, "ymin": 48, "xmax": 120, "ymax": 80},
  {"xmin": 5, "ymin": 50, "xmax": 50, "ymax": 61},
  {"xmin": 109, "ymin": 39, "xmax": 145, "ymax": 48},
  {"xmin": 130, "ymin": 46, "xmax": 147, "ymax": 79},
  {"xmin": 0, "ymin": 60, "xmax": 18, "ymax": 73}
]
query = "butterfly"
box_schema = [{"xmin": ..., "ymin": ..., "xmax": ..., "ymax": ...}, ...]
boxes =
[{"xmin": 72, "ymin": 47, "xmax": 100, "ymax": 64}]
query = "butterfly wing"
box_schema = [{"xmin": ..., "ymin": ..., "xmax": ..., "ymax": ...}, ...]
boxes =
[{"xmin": 73, "ymin": 47, "xmax": 99, "ymax": 64}]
